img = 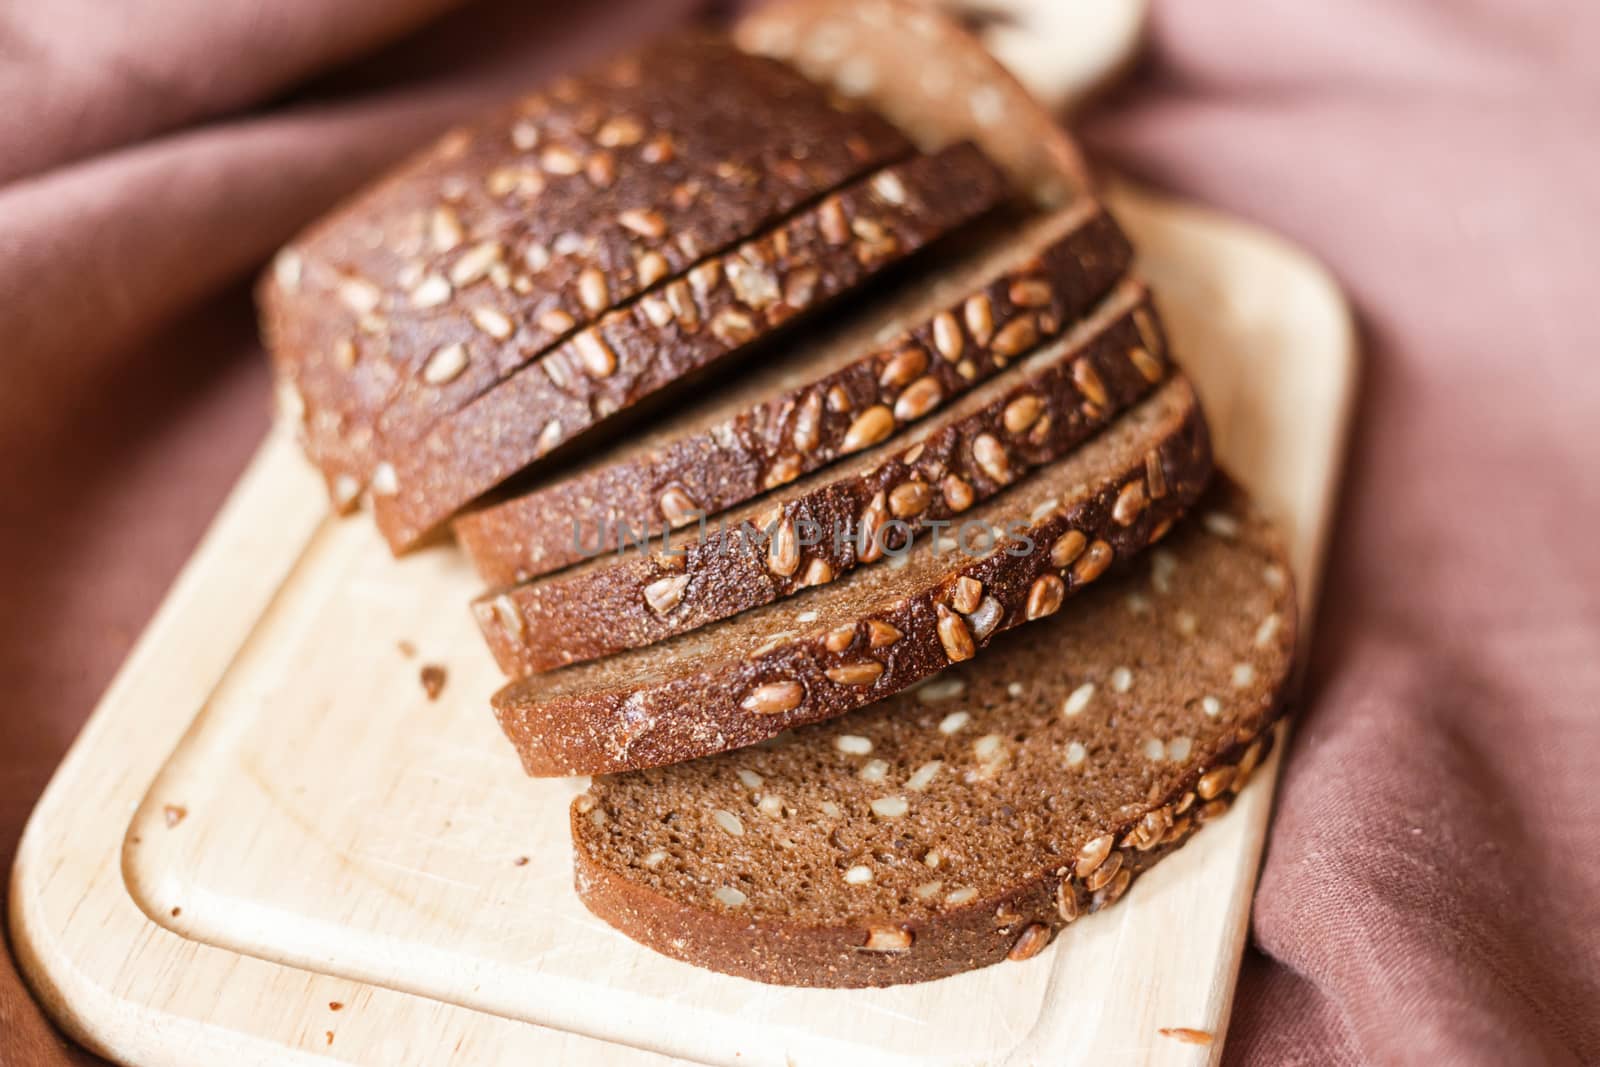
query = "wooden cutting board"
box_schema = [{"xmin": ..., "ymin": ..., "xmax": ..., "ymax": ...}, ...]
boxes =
[
  {"xmin": 10, "ymin": 4, "xmax": 1356, "ymax": 1063},
  {"xmin": 10, "ymin": 176, "xmax": 1354, "ymax": 1067}
]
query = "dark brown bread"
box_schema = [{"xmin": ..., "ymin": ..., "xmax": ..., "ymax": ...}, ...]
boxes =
[
  {"xmin": 736, "ymin": 0, "xmax": 1093, "ymax": 206},
  {"xmin": 490, "ymin": 376, "xmax": 1212, "ymax": 775},
  {"xmin": 572, "ymin": 480, "xmax": 1296, "ymax": 986},
  {"xmin": 456, "ymin": 203, "xmax": 1135, "ymax": 586},
  {"xmin": 367, "ymin": 143, "xmax": 1008, "ymax": 550},
  {"xmin": 473, "ymin": 279, "xmax": 1167, "ymax": 676},
  {"xmin": 260, "ymin": 31, "xmax": 914, "ymax": 511}
]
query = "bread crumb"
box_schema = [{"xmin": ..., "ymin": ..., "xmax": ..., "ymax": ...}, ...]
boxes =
[
  {"xmin": 162, "ymin": 804, "xmax": 187, "ymax": 828},
  {"xmin": 513, "ymin": 856, "xmax": 530, "ymax": 867},
  {"xmin": 397, "ymin": 639, "xmax": 417, "ymax": 658},
  {"xmin": 420, "ymin": 664, "xmax": 447, "ymax": 700},
  {"xmin": 329, "ymin": 1002, "xmax": 343, "ymax": 1012},
  {"xmin": 1158, "ymin": 1027, "xmax": 1213, "ymax": 1046}
]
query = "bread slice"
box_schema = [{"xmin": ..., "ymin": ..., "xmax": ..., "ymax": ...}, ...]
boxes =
[
  {"xmin": 491, "ymin": 376, "xmax": 1212, "ymax": 775},
  {"xmin": 363, "ymin": 143, "xmax": 1008, "ymax": 550},
  {"xmin": 456, "ymin": 202, "xmax": 1135, "ymax": 587},
  {"xmin": 261, "ymin": 31, "xmax": 914, "ymax": 513},
  {"xmin": 571, "ymin": 480, "xmax": 1296, "ymax": 986},
  {"xmin": 737, "ymin": 0, "xmax": 1094, "ymax": 207},
  {"xmin": 473, "ymin": 278, "xmax": 1167, "ymax": 676}
]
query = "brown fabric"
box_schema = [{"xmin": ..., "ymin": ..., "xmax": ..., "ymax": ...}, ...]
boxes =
[
  {"xmin": 1081, "ymin": 2, "xmax": 1600, "ymax": 1064},
  {"xmin": 0, "ymin": 2, "xmax": 705, "ymax": 1063},
  {"xmin": 2, "ymin": 1, "xmax": 1597, "ymax": 1064}
]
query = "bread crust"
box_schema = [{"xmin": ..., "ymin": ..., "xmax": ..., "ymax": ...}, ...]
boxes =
[
  {"xmin": 455, "ymin": 206, "xmax": 1135, "ymax": 587},
  {"xmin": 491, "ymin": 378, "xmax": 1212, "ymax": 775},
  {"xmin": 472, "ymin": 281, "xmax": 1166, "ymax": 676}
]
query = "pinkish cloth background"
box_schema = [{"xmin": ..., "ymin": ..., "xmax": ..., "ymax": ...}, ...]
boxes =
[{"xmin": 2, "ymin": 2, "xmax": 1596, "ymax": 1064}]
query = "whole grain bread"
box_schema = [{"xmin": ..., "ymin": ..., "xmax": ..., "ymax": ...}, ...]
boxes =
[
  {"xmin": 473, "ymin": 279, "xmax": 1168, "ymax": 676},
  {"xmin": 366, "ymin": 143, "xmax": 1008, "ymax": 550},
  {"xmin": 490, "ymin": 376, "xmax": 1212, "ymax": 775},
  {"xmin": 571, "ymin": 480, "xmax": 1296, "ymax": 986},
  {"xmin": 261, "ymin": 31, "xmax": 914, "ymax": 511},
  {"xmin": 456, "ymin": 203, "xmax": 1135, "ymax": 586},
  {"xmin": 737, "ymin": 0, "xmax": 1092, "ymax": 206}
]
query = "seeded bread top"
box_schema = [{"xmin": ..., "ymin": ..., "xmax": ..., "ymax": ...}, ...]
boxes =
[
  {"xmin": 469, "ymin": 278, "xmax": 1167, "ymax": 677},
  {"xmin": 261, "ymin": 31, "xmax": 912, "ymax": 501},
  {"xmin": 572, "ymin": 481, "xmax": 1295, "ymax": 983},
  {"xmin": 491, "ymin": 377, "xmax": 1212, "ymax": 774},
  {"xmin": 504, "ymin": 378, "xmax": 1198, "ymax": 695},
  {"xmin": 455, "ymin": 203, "xmax": 1134, "ymax": 585},
  {"xmin": 366, "ymin": 144, "xmax": 1008, "ymax": 550}
]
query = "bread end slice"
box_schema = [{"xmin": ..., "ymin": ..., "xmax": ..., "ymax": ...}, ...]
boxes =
[{"xmin": 572, "ymin": 478, "xmax": 1296, "ymax": 986}]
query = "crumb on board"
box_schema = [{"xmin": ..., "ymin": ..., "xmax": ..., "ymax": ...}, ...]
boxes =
[
  {"xmin": 163, "ymin": 804, "xmax": 187, "ymax": 828},
  {"xmin": 514, "ymin": 856, "xmax": 530, "ymax": 867},
  {"xmin": 329, "ymin": 1002, "xmax": 344, "ymax": 1012},
  {"xmin": 420, "ymin": 664, "xmax": 448, "ymax": 700},
  {"xmin": 1158, "ymin": 1027, "xmax": 1214, "ymax": 1046},
  {"xmin": 398, "ymin": 639, "xmax": 416, "ymax": 658}
]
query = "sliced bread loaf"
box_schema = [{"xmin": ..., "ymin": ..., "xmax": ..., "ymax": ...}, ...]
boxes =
[
  {"xmin": 490, "ymin": 376, "xmax": 1212, "ymax": 775},
  {"xmin": 456, "ymin": 202, "xmax": 1135, "ymax": 586},
  {"xmin": 364, "ymin": 143, "xmax": 1008, "ymax": 550},
  {"xmin": 472, "ymin": 278, "xmax": 1167, "ymax": 676},
  {"xmin": 262, "ymin": 31, "xmax": 914, "ymax": 512},
  {"xmin": 571, "ymin": 481, "xmax": 1296, "ymax": 986}
]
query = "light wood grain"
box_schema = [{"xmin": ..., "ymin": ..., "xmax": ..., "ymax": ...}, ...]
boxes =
[
  {"xmin": 6, "ymin": 429, "xmax": 681, "ymax": 1067},
  {"xmin": 11, "ymin": 179, "xmax": 1354, "ymax": 1067}
]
